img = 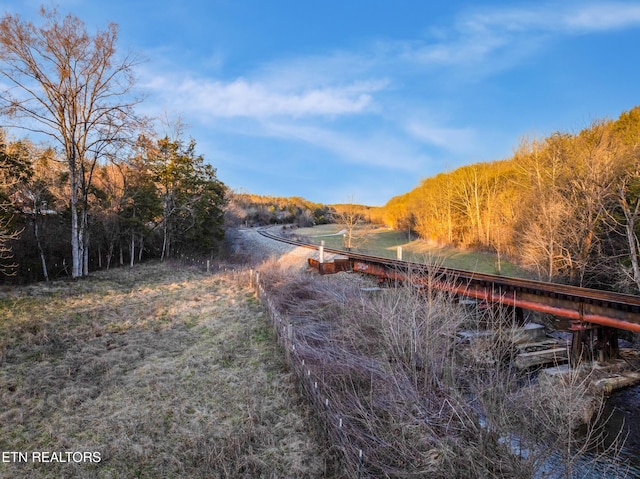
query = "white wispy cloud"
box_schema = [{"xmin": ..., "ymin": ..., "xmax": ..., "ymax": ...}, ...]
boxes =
[
  {"xmin": 137, "ymin": 0, "xmax": 640, "ymax": 194},
  {"xmin": 262, "ymin": 121, "xmax": 429, "ymax": 171},
  {"xmin": 143, "ymin": 2, "xmax": 640, "ymax": 124},
  {"xmin": 464, "ymin": 2, "xmax": 640, "ymax": 33},
  {"xmin": 405, "ymin": 121, "xmax": 476, "ymax": 153},
  {"xmin": 143, "ymin": 74, "xmax": 386, "ymax": 119},
  {"xmin": 565, "ymin": 3, "xmax": 640, "ymax": 31},
  {"xmin": 255, "ymin": 50, "xmax": 382, "ymax": 90},
  {"xmin": 398, "ymin": 2, "xmax": 640, "ymax": 68}
]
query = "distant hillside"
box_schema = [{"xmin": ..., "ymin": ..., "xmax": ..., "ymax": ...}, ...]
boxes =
[
  {"xmin": 225, "ymin": 192, "xmax": 334, "ymax": 227},
  {"xmin": 377, "ymin": 106, "xmax": 640, "ymax": 292}
]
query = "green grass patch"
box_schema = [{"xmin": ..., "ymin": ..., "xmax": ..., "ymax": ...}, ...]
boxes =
[
  {"xmin": 296, "ymin": 225, "xmax": 527, "ymax": 277},
  {"xmin": 295, "ymin": 224, "xmax": 344, "ymax": 237}
]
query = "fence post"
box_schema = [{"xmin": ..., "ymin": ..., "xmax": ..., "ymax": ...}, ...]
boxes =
[
  {"xmin": 397, "ymin": 246, "xmax": 402, "ymax": 260},
  {"xmin": 320, "ymin": 240, "xmax": 325, "ymax": 264}
]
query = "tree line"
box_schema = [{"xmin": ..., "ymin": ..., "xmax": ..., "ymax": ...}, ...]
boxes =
[
  {"xmin": 0, "ymin": 131, "xmax": 225, "ymax": 283},
  {"xmin": 380, "ymin": 107, "xmax": 640, "ymax": 293},
  {"xmin": 0, "ymin": 9, "xmax": 225, "ymax": 283},
  {"xmin": 224, "ymin": 193, "xmax": 334, "ymax": 227}
]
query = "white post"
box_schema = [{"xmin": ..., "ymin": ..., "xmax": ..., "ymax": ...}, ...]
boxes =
[
  {"xmin": 206, "ymin": 259, "xmax": 210, "ymax": 273},
  {"xmin": 397, "ymin": 246, "xmax": 402, "ymax": 260},
  {"xmin": 319, "ymin": 240, "xmax": 325, "ymax": 264}
]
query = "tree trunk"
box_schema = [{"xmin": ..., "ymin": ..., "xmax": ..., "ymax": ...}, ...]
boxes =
[
  {"xmin": 626, "ymin": 221, "xmax": 640, "ymax": 291},
  {"xmin": 130, "ymin": 231, "xmax": 135, "ymax": 268},
  {"xmin": 161, "ymin": 217, "xmax": 168, "ymax": 261},
  {"xmin": 83, "ymin": 238, "xmax": 89, "ymax": 276},
  {"xmin": 622, "ymin": 194, "xmax": 640, "ymax": 292},
  {"xmin": 33, "ymin": 214, "xmax": 49, "ymax": 282},
  {"xmin": 106, "ymin": 241, "xmax": 113, "ymax": 269},
  {"xmin": 70, "ymin": 171, "xmax": 82, "ymax": 278},
  {"xmin": 71, "ymin": 205, "xmax": 82, "ymax": 278},
  {"xmin": 82, "ymin": 216, "xmax": 89, "ymax": 277}
]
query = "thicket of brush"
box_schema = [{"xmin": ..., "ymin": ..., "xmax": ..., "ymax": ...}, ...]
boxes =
[{"xmin": 256, "ymin": 261, "xmax": 626, "ymax": 478}]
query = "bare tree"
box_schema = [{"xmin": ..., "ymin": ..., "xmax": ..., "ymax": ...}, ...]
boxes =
[
  {"xmin": 0, "ymin": 8, "xmax": 142, "ymax": 277},
  {"xmin": 333, "ymin": 197, "xmax": 371, "ymax": 251},
  {"xmin": 568, "ymin": 121, "xmax": 625, "ymax": 285},
  {"xmin": 453, "ymin": 164, "xmax": 488, "ymax": 246},
  {"xmin": 516, "ymin": 135, "xmax": 578, "ymax": 281},
  {"xmin": 605, "ymin": 173, "xmax": 640, "ymax": 292}
]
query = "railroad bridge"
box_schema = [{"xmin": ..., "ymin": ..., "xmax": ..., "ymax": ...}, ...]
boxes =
[
  {"xmin": 317, "ymin": 252, "xmax": 640, "ymax": 366},
  {"xmin": 258, "ymin": 228, "xmax": 640, "ymax": 366}
]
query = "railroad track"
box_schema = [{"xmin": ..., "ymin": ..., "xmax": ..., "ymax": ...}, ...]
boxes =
[{"xmin": 258, "ymin": 226, "xmax": 640, "ymax": 333}]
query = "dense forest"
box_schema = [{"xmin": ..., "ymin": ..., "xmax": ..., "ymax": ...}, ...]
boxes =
[
  {"xmin": 0, "ymin": 132, "xmax": 225, "ymax": 283},
  {"xmin": 379, "ymin": 107, "xmax": 640, "ymax": 293}
]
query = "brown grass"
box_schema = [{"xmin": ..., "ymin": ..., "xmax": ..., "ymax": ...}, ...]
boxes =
[
  {"xmin": 255, "ymin": 261, "xmax": 627, "ymax": 479},
  {"xmin": 0, "ymin": 261, "xmax": 326, "ymax": 478}
]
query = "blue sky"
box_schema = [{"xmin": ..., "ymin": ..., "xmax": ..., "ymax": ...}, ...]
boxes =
[{"xmin": 6, "ymin": 1, "xmax": 640, "ymax": 205}]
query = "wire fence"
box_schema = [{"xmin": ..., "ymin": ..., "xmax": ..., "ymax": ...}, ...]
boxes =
[{"xmin": 251, "ymin": 269, "xmax": 368, "ymax": 479}]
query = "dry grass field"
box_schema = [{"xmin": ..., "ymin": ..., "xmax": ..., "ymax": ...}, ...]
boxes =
[
  {"xmin": 0, "ymin": 261, "xmax": 326, "ymax": 478},
  {"xmin": 0, "ymin": 228, "xmax": 628, "ymax": 478}
]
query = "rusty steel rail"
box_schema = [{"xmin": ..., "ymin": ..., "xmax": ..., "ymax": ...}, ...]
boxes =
[{"xmin": 258, "ymin": 227, "xmax": 640, "ymax": 333}]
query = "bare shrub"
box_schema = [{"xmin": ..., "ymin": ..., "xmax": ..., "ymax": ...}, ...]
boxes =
[
  {"xmin": 258, "ymin": 263, "xmax": 505, "ymax": 477},
  {"xmin": 256, "ymin": 260, "xmax": 626, "ymax": 478}
]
